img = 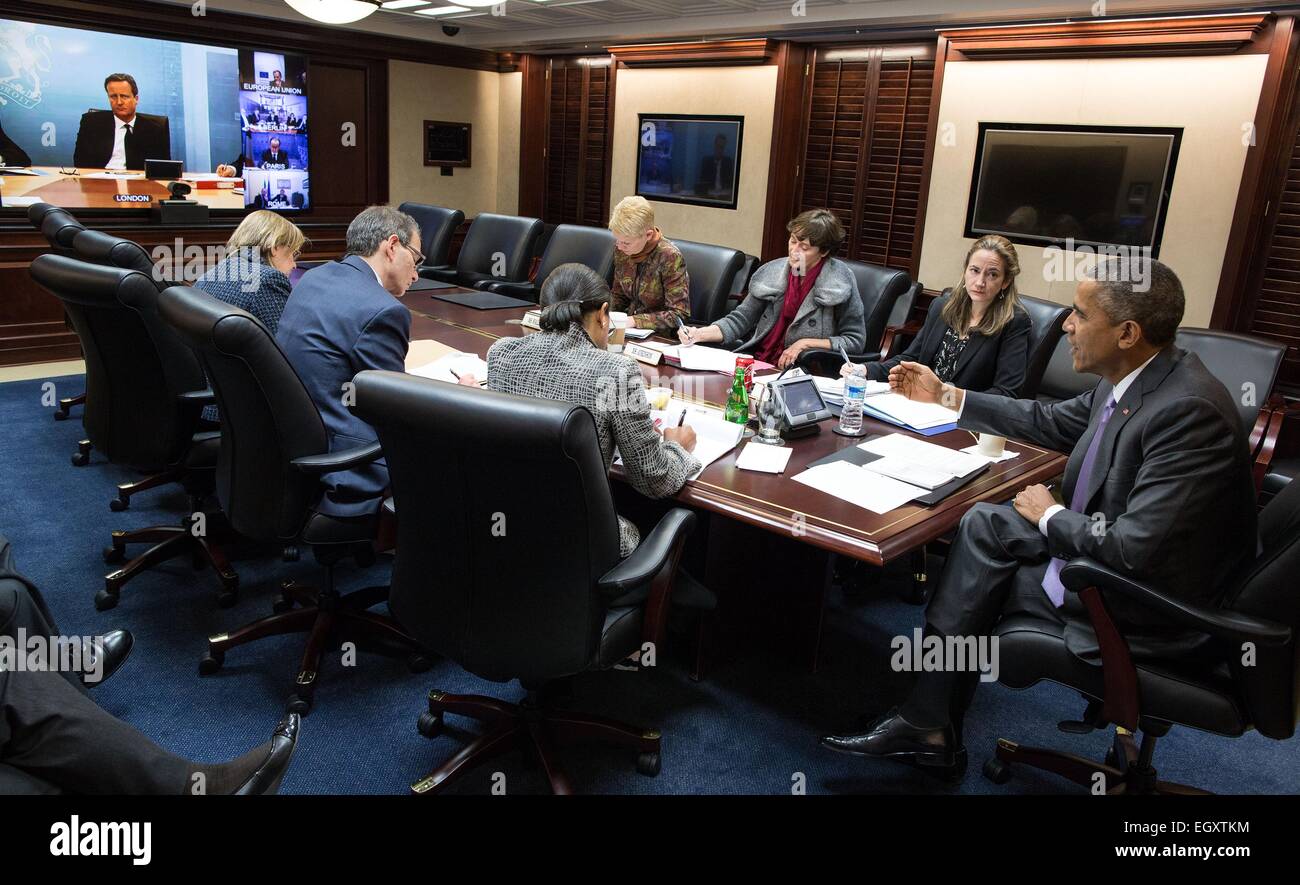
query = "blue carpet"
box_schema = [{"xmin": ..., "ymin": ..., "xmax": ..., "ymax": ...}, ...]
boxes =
[{"xmin": 2, "ymin": 373, "xmax": 1296, "ymax": 795}]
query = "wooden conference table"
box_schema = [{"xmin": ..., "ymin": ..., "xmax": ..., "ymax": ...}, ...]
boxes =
[
  {"xmin": 402, "ymin": 287, "xmax": 1068, "ymax": 569},
  {"xmin": 1, "ymin": 166, "xmax": 245, "ymax": 210}
]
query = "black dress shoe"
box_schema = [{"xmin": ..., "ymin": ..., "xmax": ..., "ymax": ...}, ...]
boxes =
[
  {"xmin": 232, "ymin": 714, "xmax": 300, "ymax": 795},
  {"xmin": 821, "ymin": 707, "xmax": 960, "ymax": 769},
  {"xmin": 82, "ymin": 629, "xmax": 133, "ymax": 687}
]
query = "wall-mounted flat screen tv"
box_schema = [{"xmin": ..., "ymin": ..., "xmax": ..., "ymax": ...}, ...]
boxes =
[
  {"xmin": 0, "ymin": 16, "xmax": 310, "ymax": 213},
  {"xmin": 965, "ymin": 123, "xmax": 1182, "ymax": 256},
  {"xmin": 636, "ymin": 114, "xmax": 743, "ymax": 210}
]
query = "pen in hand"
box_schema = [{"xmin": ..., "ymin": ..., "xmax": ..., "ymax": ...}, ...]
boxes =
[{"xmin": 676, "ymin": 315, "xmax": 694, "ymax": 347}]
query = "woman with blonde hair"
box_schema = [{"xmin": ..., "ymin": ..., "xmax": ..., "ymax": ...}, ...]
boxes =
[
  {"xmin": 842, "ymin": 234, "xmax": 1031, "ymax": 398},
  {"xmin": 608, "ymin": 196, "xmax": 691, "ymax": 334},
  {"xmin": 194, "ymin": 209, "xmax": 306, "ymax": 335}
]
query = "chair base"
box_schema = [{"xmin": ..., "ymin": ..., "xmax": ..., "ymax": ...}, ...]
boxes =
[
  {"xmin": 72, "ymin": 439, "xmax": 92, "ymax": 467},
  {"xmin": 111, "ymin": 467, "xmax": 185, "ymax": 512},
  {"xmin": 201, "ymin": 580, "xmax": 430, "ymax": 716},
  {"xmin": 983, "ymin": 735, "xmax": 1209, "ymax": 795},
  {"xmin": 54, "ymin": 392, "xmax": 85, "ymax": 421},
  {"xmin": 100, "ymin": 518, "xmax": 239, "ymax": 610},
  {"xmin": 410, "ymin": 688, "xmax": 662, "ymax": 795}
]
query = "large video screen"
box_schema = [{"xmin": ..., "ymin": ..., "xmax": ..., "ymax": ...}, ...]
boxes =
[
  {"xmin": 0, "ymin": 17, "xmax": 309, "ymax": 212},
  {"xmin": 965, "ymin": 123, "xmax": 1182, "ymax": 256},
  {"xmin": 635, "ymin": 114, "xmax": 743, "ymax": 211}
]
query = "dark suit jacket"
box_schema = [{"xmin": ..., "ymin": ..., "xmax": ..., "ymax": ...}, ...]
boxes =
[
  {"xmin": 868, "ymin": 294, "xmax": 1031, "ymax": 397},
  {"xmin": 259, "ymin": 149, "xmax": 288, "ymax": 168},
  {"xmin": 72, "ymin": 111, "xmax": 170, "ymax": 169},
  {"xmin": 696, "ymin": 154, "xmax": 734, "ymax": 193},
  {"xmin": 959, "ymin": 345, "xmax": 1258, "ymax": 652},
  {"xmin": 0, "ymin": 122, "xmax": 31, "ymax": 167},
  {"xmin": 275, "ymin": 255, "xmax": 411, "ymax": 517}
]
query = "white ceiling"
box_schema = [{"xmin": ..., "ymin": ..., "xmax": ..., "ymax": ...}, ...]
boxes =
[{"xmin": 160, "ymin": 0, "xmax": 1281, "ymax": 52}]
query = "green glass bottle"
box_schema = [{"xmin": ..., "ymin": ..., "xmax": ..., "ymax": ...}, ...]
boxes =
[{"xmin": 724, "ymin": 364, "xmax": 749, "ymax": 424}]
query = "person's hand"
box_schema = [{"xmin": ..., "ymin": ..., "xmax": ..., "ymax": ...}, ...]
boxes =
[
  {"xmin": 663, "ymin": 425, "xmax": 698, "ymax": 452},
  {"xmin": 677, "ymin": 325, "xmax": 697, "ymax": 346},
  {"xmin": 777, "ymin": 339, "xmax": 812, "ymax": 370},
  {"xmin": 1012, "ymin": 484, "xmax": 1055, "ymax": 525},
  {"xmin": 888, "ymin": 361, "xmax": 945, "ymax": 404},
  {"xmin": 455, "ymin": 373, "xmax": 480, "ymax": 387},
  {"xmin": 839, "ymin": 360, "xmax": 865, "ymax": 379},
  {"xmin": 216, "ymin": 164, "xmax": 237, "ymax": 178}
]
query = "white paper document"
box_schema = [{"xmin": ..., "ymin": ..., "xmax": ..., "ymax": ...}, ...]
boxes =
[
  {"xmin": 735, "ymin": 442, "xmax": 794, "ymax": 474},
  {"xmin": 791, "ymin": 461, "xmax": 923, "ymax": 514},
  {"xmin": 863, "ymin": 455, "xmax": 955, "ymax": 490},
  {"xmin": 639, "ymin": 400, "xmax": 743, "ymax": 480},
  {"xmin": 859, "ymin": 433, "xmax": 987, "ymax": 479},
  {"xmin": 862, "ymin": 392, "xmax": 961, "ymax": 429},
  {"xmin": 0, "ymin": 167, "xmax": 41, "ymax": 176},
  {"xmin": 407, "ymin": 351, "xmax": 488, "ymax": 385},
  {"xmin": 675, "ymin": 344, "xmax": 739, "ymax": 374},
  {"xmin": 959, "ymin": 444, "xmax": 1020, "ymax": 463},
  {"xmin": 623, "ymin": 327, "xmax": 655, "ymax": 340}
]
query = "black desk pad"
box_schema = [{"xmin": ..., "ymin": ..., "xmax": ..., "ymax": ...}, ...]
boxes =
[{"xmin": 431, "ymin": 290, "xmax": 534, "ymax": 309}]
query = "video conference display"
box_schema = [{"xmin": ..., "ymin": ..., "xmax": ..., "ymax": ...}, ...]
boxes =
[
  {"xmin": 0, "ymin": 17, "xmax": 309, "ymax": 212},
  {"xmin": 635, "ymin": 114, "xmax": 744, "ymax": 211}
]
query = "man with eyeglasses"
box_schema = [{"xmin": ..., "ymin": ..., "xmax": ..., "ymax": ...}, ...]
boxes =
[{"xmin": 275, "ymin": 205, "xmax": 436, "ymax": 519}]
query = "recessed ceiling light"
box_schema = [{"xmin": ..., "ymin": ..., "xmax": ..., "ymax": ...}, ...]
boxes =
[
  {"xmin": 382, "ymin": 0, "xmax": 428, "ymax": 8},
  {"xmin": 446, "ymin": 0, "xmax": 500, "ymax": 6},
  {"xmin": 416, "ymin": 4, "xmax": 470, "ymax": 12}
]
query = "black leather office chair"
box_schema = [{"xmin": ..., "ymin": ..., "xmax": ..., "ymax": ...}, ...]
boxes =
[
  {"xmin": 798, "ymin": 260, "xmax": 915, "ymax": 375},
  {"xmin": 29, "ymin": 203, "xmax": 88, "ymax": 421},
  {"xmin": 350, "ymin": 370, "xmax": 696, "ymax": 794},
  {"xmin": 158, "ymin": 285, "xmax": 429, "ymax": 714},
  {"xmin": 399, "ymin": 202, "xmax": 464, "ymax": 273},
  {"xmin": 1017, "ymin": 295, "xmax": 1071, "ymax": 399},
  {"xmin": 674, "ymin": 238, "xmax": 746, "ymax": 324},
  {"xmin": 1175, "ymin": 326, "xmax": 1285, "ymax": 440},
  {"xmin": 71, "ymin": 228, "xmax": 193, "ymax": 511},
  {"xmin": 421, "ymin": 212, "xmax": 542, "ymax": 288},
  {"xmin": 984, "ymin": 477, "xmax": 1300, "ymax": 794},
  {"xmin": 723, "ymin": 254, "xmax": 760, "ymax": 311},
  {"xmin": 28, "ymin": 255, "xmax": 237, "ymax": 610},
  {"xmin": 477, "ymin": 224, "xmax": 616, "ymax": 302},
  {"xmin": 1036, "ymin": 334, "xmax": 1101, "ymax": 404}
]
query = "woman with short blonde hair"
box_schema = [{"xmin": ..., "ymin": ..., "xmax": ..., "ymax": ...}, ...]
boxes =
[
  {"xmin": 225, "ymin": 209, "xmax": 308, "ymax": 266},
  {"xmin": 195, "ymin": 210, "xmax": 306, "ymax": 337},
  {"xmin": 607, "ymin": 196, "xmax": 691, "ymax": 334}
]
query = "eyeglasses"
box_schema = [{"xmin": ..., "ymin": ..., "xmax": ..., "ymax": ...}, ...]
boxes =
[{"xmin": 401, "ymin": 242, "xmax": 425, "ymax": 268}]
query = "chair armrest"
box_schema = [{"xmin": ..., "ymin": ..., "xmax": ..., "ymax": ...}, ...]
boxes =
[
  {"xmin": 796, "ymin": 348, "xmax": 883, "ymax": 377},
  {"xmin": 879, "ymin": 320, "xmax": 923, "ymax": 360},
  {"xmin": 290, "ymin": 442, "xmax": 383, "ymax": 476},
  {"xmin": 482, "ymin": 280, "xmax": 537, "ymax": 299},
  {"xmin": 419, "ymin": 265, "xmax": 456, "ymax": 282},
  {"xmin": 1252, "ymin": 396, "xmax": 1296, "ymax": 495},
  {"xmin": 1060, "ymin": 557, "xmax": 1291, "ymax": 646},
  {"xmin": 177, "ymin": 388, "xmax": 216, "ymax": 406},
  {"xmin": 597, "ymin": 508, "xmax": 695, "ymax": 598}
]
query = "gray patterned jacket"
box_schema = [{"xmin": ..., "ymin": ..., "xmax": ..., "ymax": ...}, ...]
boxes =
[
  {"xmin": 486, "ymin": 324, "xmax": 701, "ymax": 556},
  {"xmin": 713, "ymin": 256, "xmax": 866, "ymax": 355}
]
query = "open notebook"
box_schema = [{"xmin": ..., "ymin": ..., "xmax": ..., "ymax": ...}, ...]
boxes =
[
  {"xmin": 615, "ymin": 399, "xmax": 744, "ymax": 481},
  {"xmin": 405, "ymin": 339, "xmax": 488, "ymax": 385}
]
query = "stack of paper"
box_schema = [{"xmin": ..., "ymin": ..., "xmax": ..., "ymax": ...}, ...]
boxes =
[
  {"xmin": 623, "ymin": 327, "xmax": 655, "ymax": 340},
  {"xmin": 407, "ymin": 350, "xmax": 488, "ymax": 385},
  {"xmin": 861, "ymin": 392, "xmax": 960, "ymax": 430},
  {"xmin": 859, "ymin": 434, "xmax": 987, "ymax": 488},
  {"xmin": 791, "ymin": 461, "xmax": 923, "ymax": 514},
  {"xmin": 735, "ymin": 442, "xmax": 794, "ymax": 474},
  {"xmin": 676, "ymin": 344, "xmax": 739, "ymax": 373}
]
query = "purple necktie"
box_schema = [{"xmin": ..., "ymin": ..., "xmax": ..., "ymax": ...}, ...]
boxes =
[{"xmin": 1041, "ymin": 396, "xmax": 1117, "ymax": 606}]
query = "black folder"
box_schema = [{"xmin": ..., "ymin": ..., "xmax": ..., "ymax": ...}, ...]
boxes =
[
  {"xmin": 431, "ymin": 290, "xmax": 534, "ymax": 310},
  {"xmin": 805, "ymin": 434, "xmax": 991, "ymax": 506},
  {"xmin": 408, "ymin": 278, "xmax": 457, "ymax": 291}
]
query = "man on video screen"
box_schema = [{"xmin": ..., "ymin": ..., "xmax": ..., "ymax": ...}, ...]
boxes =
[{"xmin": 72, "ymin": 73, "xmax": 171, "ymax": 170}]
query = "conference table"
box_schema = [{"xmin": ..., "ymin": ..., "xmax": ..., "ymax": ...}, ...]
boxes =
[
  {"xmin": 403, "ymin": 286, "xmax": 1068, "ymax": 563},
  {"xmin": 1, "ymin": 166, "xmax": 245, "ymax": 210}
]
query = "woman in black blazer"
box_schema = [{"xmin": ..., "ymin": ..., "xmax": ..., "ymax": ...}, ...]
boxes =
[{"xmin": 843, "ymin": 235, "xmax": 1031, "ymax": 398}]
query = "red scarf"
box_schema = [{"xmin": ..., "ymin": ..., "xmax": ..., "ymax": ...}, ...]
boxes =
[{"xmin": 755, "ymin": 258, "xmax": 825, "ymax": 365}]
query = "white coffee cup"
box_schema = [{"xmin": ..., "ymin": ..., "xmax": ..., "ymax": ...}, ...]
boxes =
[
  {"xmin": 609, "ymin": 311, "xmax": 629, "ymax": 352},
  {"xmin": 977, "ymin": 433, "xmax": 1007, "ymax": 458}
]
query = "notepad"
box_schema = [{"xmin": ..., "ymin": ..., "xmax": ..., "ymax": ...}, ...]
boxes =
[
  {"xmin": 735, "ymin": 442, "xmax": 794, "ymax": 474},
  {"xmin": 407, "ymin": 350, "xmax": 488, "ymax": 385},
  {"xmin": 861, "ymin": 392, "xmax": 961, "ymax": 430},
  {"xmin": 628, "ymin": 399, "xmax": 743, "ymax": 480},
  {"xmin": 676, "ymin": 344, "xmax": 739, "ymax": 373},
  {"xmin": 859, "ymin": 434, "xmax": 988, "ymax": 480}
]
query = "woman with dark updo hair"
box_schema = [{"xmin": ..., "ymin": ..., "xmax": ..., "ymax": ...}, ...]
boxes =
[{"xmin": 485, "ymin": 263, "xmax": 700, "ymax": 556}]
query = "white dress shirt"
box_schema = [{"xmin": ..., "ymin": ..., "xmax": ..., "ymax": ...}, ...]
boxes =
[
  {"xmin": 106, "ymin": 115, "xmax": 137, "ymax": 170},
  {"xmin": 1037, "ymin": 351, "xmax": 1159, "ymax": 534}
]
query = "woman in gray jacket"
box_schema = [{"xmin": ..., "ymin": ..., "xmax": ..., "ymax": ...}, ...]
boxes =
[{"xmin": 678, "ymin": 209, "xmax": 865, "ymax": 368}]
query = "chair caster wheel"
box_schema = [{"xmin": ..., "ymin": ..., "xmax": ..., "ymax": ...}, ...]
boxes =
[
  {"xmin": 198, "ymin": 651, "xmax": 224, "ymax": 675},
  {"xmin": 94, "ymin": 589, "xmax": 119, "ymax": 611},
  {"xmin": 287, "ymin": 694, "xmax": 313, "ymax": 715},
  {"xmin": 282, "ymin": 546, "xmax": 300, "ymax": 562},
  {"xmin": 417, "ymin": 712, "xmax": 443, "ymax": 738},
  {"xmin": 102, "ymin": 546, "xmax": 126, "ymax": 564},
  {"xmin": 408, "ymin": 653, "xmax": 434, "ymax": 673},
  {"xmin": 636, "ymin": 751, "xmax": 661, "ymax": 777},
  {"xmin": 216, "ymin": 588, "xmax": 238, "ymax": 608},
  {"xmin": 272, "ymin": 595, "xmax": 294, "ymax": 613},
  {"xmin": 983, "ymin": 757, "xmax": 1012, "ymax": 784},
  {"xmin": 109, "ymin": 497, "xmax": 128, "ymax": 512},
  {"xmin": 71, "ymin": 452, "xmax": 89, "ymax": 467},
  {"xmin": 54, "ymin": 411, "xmax": 68, "ymax": 421}
]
